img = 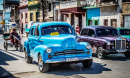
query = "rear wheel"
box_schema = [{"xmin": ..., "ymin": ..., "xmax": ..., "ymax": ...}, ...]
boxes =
[
  {"xmin": 82, "ymin": 59, "xmax": 92, "ymax": 68},
  {"xmin": 124, "ymin": 52, "xmax": 130, "ymax": 57},
  {"xmin": 38, "ymin": 54, "xmax": 49, "ymax": 73},
  {"xmin": 4, "ymin": 42, "xmax": 8, "ymax": 51},
  {"xmin": 97, "ymin": 47, "xmax": 106, "ymax": 59},
  {"xmin": 25, "ymin": 50, "xmax": 32, "ymax": 63}
]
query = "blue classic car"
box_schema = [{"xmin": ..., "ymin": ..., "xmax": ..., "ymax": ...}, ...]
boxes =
[{"xmin": 24, "ymin": 22, "xmax": 92, "ymax": 72}]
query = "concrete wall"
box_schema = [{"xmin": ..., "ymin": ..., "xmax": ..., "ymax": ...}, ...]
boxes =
[{"xmin": 100, "ymin": 6, "xmax": 118, "ymax": 27}]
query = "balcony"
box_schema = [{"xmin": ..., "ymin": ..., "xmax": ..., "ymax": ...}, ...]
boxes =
[
  {"xmin": 84, "ymin": 0, "xmax": 117, "ymax": 8},
  {"xmin": 28, "ymin": 1, "xmax": 40, "ymax": 10},
  {"xmin": 60, "ymin": 0, "xmax": 86, "ymax": 9}
]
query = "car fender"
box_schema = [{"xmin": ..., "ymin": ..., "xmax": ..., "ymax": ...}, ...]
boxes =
[
  {"xmin": 33, "ymin": 45, "xmax": 48, "ymax": 62},
  {"xmin": 79, "ymin": 42, "xmax": 92, "ymax": 53},
  {"xmin": 24, "ymin": 41, "xmax": 30, "ymax": 56}
]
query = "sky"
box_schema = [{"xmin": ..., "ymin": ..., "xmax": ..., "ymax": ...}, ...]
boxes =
[{"xmin": 0, "ymin": 0, "xmax": 3, "ymax": 10}]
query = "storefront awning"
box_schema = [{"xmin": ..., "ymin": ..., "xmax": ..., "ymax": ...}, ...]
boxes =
[{"xmin": 0, "ymin": 20, "xmax": 5, "ymax": 24}]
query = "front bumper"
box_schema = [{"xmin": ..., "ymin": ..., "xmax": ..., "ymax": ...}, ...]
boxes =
[
  {"xmin": 45, "ymin": 56, "xmax": 92, "ymax": 63},
  {"xmin": 104, "ymin": 49, "xmax": 130, "ymax": 54}
]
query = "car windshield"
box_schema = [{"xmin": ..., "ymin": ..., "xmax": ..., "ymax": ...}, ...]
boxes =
[
  {"xmin": 120, "ymin": 29, "xmax": 130, "ymax": 35},
  {"xmin": 96, "ymin": 29, "xmax": 118, "ymax": 37},
  {"xmin": 41, "ymin": 25, "xmax": 72, "ymax": 35}
]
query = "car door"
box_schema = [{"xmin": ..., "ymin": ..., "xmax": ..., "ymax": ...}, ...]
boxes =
[
  {"xmin": 28, "ymin": 28, "xmax": 34, "ymax": 57},
  {"xmin": 87, "ymin": 29, "xmax": 96, "ymax": 52},
  {"xmin": 79, "ymin": 28, "xmax": 89, "ymax": 42}
]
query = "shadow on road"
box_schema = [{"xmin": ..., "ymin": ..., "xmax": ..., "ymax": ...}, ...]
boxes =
[
  {"xmin": 0, "ymin": 49, "xmax": 24, "ymax": 60},
  {"xmin": 93, "ymin": 53, "xmax": 130, "ymax": 61},
  {"xmin": 0, "ymin": 49, "xmax": 18, "ymax": 65},
  {"xmin": 46, "ymin": 62, "xmax": 111, "ymax": 76},
  {"xmin": 0, "ymin": 49, "xmax": 18, "ymax": 78},
  {"xmin": 0, "ymin": 67, "xmax": 17, "ymax": 78}
]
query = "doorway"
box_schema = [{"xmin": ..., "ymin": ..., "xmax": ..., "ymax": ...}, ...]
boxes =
[
  {"xmin": 111, "ymin": 19, "xmax": 117, "ymax": 27},
  {"xmin": 104, "ymin": 19, "xmax": 108, "ymax": 26}
]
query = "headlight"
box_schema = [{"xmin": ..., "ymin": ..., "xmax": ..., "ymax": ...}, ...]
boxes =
[
  {"xmin": 86, "ymin": 44, "xmax": 91, "ymax": 50},
  {"xmin": 106, "ymin": 41, "xmax": 110, "ymax": 45},
  {"xmin": 46, "ymin": 48, "xmax": 52, "ymax": 54}
]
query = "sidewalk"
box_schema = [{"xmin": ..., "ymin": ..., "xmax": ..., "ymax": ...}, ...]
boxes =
[{"xmin": 21, "ymin": 37, "xmax": 28, "ymax": 45}]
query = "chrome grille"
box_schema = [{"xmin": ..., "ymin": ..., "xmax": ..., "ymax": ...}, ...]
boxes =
[
  {"xmin": 53, "ymin": 49, "xmax": 86, "ymax": 56},
  {"xmin": 115, "ymin": 40, "xmax": 126, "ymax": 49}
]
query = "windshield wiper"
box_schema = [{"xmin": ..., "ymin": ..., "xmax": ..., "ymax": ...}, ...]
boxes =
[{"xmin": 58, "ymin": 27, "xmax": 67, "ymax": 34}]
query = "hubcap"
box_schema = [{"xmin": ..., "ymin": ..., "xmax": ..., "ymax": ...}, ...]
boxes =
[
  {"xmin": 38, "ymin": 56, "xmax": 43, "ymax": 70},
  {"xmin": 98, "ymin": 47, "xmax": 102, "ymax": 58}
]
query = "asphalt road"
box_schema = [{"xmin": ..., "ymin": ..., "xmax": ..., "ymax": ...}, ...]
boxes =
[{"xmin": 0, "ymin": 35, "xmax": 130, "ymax": 78}]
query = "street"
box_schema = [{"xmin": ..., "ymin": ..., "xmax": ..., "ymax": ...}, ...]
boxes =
[{"xmin": 0, "ymin": 35, "xmax": 130, "ymax": 78}]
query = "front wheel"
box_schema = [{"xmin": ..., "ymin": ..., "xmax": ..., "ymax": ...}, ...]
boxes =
[
  {"xmin": 97, "ymin": 47, "xmax": 106, "ymax": 59},
  {"xmin": 124, "ymin": 52, "xmax": 130, "ymax": 57},
  {"xmin": 82, "ymin": 59, "xmax": 92, "ymax": 68},
  {"xmin": 38, "ymin": 54, "xmax": 49, "ymax": 73}
]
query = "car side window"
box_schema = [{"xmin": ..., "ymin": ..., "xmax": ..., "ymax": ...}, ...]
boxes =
[
  {"xmin": 88, "ymin": 29, "xmax": 95, "ymax": 37},
  {"xmin": 31, "ymin": 28, "xmax": 34, "ymax": 35},
  {"xmin": 81, "ymin": 29, "xmax": 88, "ymax": 36},
  {"xmin": 35, "ymin": 24, "xmax": 39, "ymax": 36}
]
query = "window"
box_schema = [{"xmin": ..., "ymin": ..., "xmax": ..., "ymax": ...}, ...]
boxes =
[
  {"xmin": 21, "ymin": 14, "xmax": 23, "ymax": 19},
  {"xmin": 36, "ymin": 12, "xmax": 40, "ymax": 22},
  {"xmin": 25, "ymin": 13, "xmax": 27, "ymax": 18},
  {"xmin": 88, "ymin": 29, "xmax": 95, "ymax": 37},
  {"xmin": 35, "ymin": 25, "xmax": 39, "ymax": 36},
  {"xmin": 88, "ymin": 20, "xmax": 93, "ymax": 26},
  {"xmin": 81, "ymin": 29, "xmax": 88, "ymax": 36},
  {"xmin": 30, "ymin": 13, "xmax": 33, "ymax": 21},
  {"xmin": 31, "ymin": 28, "xmax": 34, "ymax": 35}
]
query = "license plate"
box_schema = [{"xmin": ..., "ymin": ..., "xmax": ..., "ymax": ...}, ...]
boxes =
[
  {"xmin": 66, "ymin": 58, "xmax": 79, "ymax": 62},
  {"xmin": 117, "ymin": 50, "xmax": 127, "ymax": 52}
]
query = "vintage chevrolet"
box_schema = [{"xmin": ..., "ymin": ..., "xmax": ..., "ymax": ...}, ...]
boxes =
[
  {"xmin": 78, "ymin": 26, "xmax": 130, "ymax": 59},
  {"xmin": 24, "ymin": 22, "xmax": 92, "ymax": 72},
  {"xmin": 116, "ymin": 28, "xmax": 130, "ymax": 39}
]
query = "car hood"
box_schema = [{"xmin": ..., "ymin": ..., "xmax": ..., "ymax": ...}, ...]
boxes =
[
  {"xmin": 121, "ymin": 35, "xmax": 130, "ymax": 39},
  {"xmin": 97, "ymin": 36, "xmax": 123, "ymax": 41},
  {"xmin": 40, "ymin": 34, "xmax": 77, "ymax": 48}
]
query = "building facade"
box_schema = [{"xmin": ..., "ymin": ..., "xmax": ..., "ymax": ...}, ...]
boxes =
[
  {"xmin": 60, "ymin": 0, "xmax": 86, "ymax": 33},
  {"xmin": 19, "ymin": 0, "xmax": 28, "ymax": 35},
  {"xmin": 121, "ymin": 0, "xmax": 130, "ymax": 28},
  {"xmin": 3, "ymin": 0, "xmax": 19, "ymax": 33}
]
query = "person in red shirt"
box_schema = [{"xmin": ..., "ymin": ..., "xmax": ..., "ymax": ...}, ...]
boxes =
[{"xmin": 10, "ymin": 28, "xmax": 21, "ymax": 45}]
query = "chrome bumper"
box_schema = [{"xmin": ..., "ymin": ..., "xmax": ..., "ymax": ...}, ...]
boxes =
[{"xmin": 45, "ymin": 56, "xmax": 92, "ymax": 63}]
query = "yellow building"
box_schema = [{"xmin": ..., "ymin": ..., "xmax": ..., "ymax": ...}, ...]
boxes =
[{"xmin": 28, "ymin": 0, "xmax": 42, "ymax": 22}]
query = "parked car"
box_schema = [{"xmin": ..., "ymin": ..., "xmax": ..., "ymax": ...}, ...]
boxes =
[
  {"xmin": 78, "ymin": 26, "xmax": 130, "ymax": 59},
  {"xmin": 24, "ymin": 22, "xmax": 92, "ymax": 72},
  {"xmin": 116, "ymin": 28, "xmax": 130, "ymax": 39}
]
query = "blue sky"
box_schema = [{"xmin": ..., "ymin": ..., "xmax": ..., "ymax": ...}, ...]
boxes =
[{"xmin": 0, "ymin": 0, "xmax": 3, "ymax": 10}]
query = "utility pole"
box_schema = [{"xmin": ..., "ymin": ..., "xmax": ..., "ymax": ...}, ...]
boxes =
[{"xmin": 41, "ymin": 0, "xmax": 44, "ymax": 22}]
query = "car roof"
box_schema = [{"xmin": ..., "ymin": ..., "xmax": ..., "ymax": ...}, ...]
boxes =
[
  {"xmin": 31, "ymin": 22, "xmax": 71, "ymax": 28},
  {"xmin": 116, "ymin": 27, "xmax": 130, "ymax": 30},
  {"xmin": 83, "ymin": 26, "xmax": 116, "ymax": 30}
]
